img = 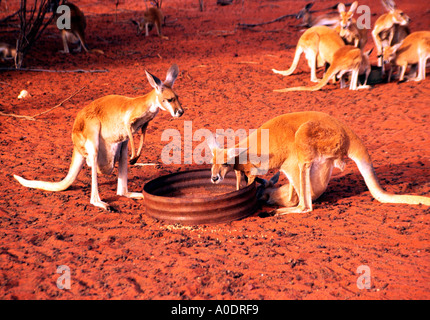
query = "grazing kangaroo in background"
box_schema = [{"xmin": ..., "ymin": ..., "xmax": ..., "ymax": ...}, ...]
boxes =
[
  {"xmin": 131, "ymin": 7, "xmax": 168, "ymax": 40},
  {"xmin": 383, "ymin": 31, "xmax": 430, "ymax": 82},
  {"xmin": 14, "ymin": 64, "xmax": 183, "ymax": 211},
  {"xmin": 296, "ymin": 2, "xmax": 340, "ymax": 29},
  {"xmin": 274, "ymin": 45, "xmax": 372, "ymax": 92},
  {"xmin": 337, "ymin": 2, "xmax": 368, "ymax": 50},
  {"xmin": 208, "ymin": 112, "xmax": 430, "ymax": 215},
  {"xmin": 372, "ymin": 0, "xmax": 410, "ymax": 72},
  {"xmin": 272, "ymin": 26, "xmax": 345, "ymax": 83},
  {"xmin": 56, "ymin": 2, "xmax": 103, "ymax": 54}
]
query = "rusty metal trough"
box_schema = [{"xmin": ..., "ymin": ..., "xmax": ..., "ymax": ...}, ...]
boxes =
[{"xmin": 143, "ymin": 169, "xmax": 257, "ymax": 225}]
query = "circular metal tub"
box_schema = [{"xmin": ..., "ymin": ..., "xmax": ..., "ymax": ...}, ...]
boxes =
[{"xmin": 143, "ymin": 169, "xmax": 257, "ymax": 225}]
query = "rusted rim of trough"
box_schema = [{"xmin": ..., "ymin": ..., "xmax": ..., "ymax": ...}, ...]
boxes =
[{"xmin": 143, "ymin": 169, "xmax": 257, "ymax": 225}]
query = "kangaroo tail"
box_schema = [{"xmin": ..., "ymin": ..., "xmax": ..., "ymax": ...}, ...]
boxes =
[
  {"xmin": 349, "ymin": 141, "xmax": 430, "ymax": 206},
  {"xmin": 274, "ymin": 64, "xmax": 338, "ymax": 92},
  {"xmin": 272, "ymin": 45, "xmax": 303, "ymax": 76},
  {"xmin": 14, "ymin": 148, "xmax": 85, "ymax": 192}
]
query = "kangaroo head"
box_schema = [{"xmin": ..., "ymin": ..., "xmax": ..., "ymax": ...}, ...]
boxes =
[
  {"xmin": 391, "ymin": 9, "xmax": 410, "ymax": 26},
  {"xmin": 382, "ymin": 42, "xmax": 403, "ymax": 63},
  {"xmin": 338, "ymin": 1, "xmax": 358, "ymax": 30},
  {"xmin": 146, "ymin": 64, "xmax": 184, "ymax": 118},
  {"xmin": 207, "ymin": 134, "xmax": 247, "ymax": 184}
]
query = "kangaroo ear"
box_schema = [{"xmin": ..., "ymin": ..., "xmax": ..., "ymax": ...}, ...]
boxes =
[
  {"xmin": 391, "ymin": 42, "xmax": 403, "ymax": 53},
  {"xmin": 206, "ymin": 133, "xmax": 221, "ymax": 155},
  {"xmin": 165, "ymin": 64, "xmax": 179, "ymax": 87},
  {"xmin": 305, "ymin": 2, "xmax": 314, "ymax": 10},
  {"xmin": 349, "ymin": 1, "xmax": 358, "ymax": 13},
  {"xmin": 146, "ymin": 70, "xmax": 163, "ymax": 92},
  {"xmin": 338, "ymin": 2, "xmax": 346, "ymax": 13},
  {"xmin": 381, "ymin": 0, "xmax": 396, "ymax": 12},
  {"xmin": 226, "ymin": 147, "xmax": 248, "ymax": 161}
]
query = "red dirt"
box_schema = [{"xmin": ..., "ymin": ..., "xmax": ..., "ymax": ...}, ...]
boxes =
[{"xmin": 0, "ymin": 0, "xmax": 429, "ymax": 300}]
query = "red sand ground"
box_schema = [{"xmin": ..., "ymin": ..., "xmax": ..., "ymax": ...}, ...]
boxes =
[{"xmin": 0, "ymin": 0, "xmax": 429, "ymax": 300}]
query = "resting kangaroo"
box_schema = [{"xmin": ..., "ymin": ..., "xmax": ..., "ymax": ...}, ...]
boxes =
[
  {"xmin": 272, "ymin": 26, "xmax": 345, "ymax": 83},
  {"xmin": 14, "ymin": 64, "xmax": 183, "ymax": 211},
  {"xmin": 208, "ymin": 111, "xmax": 430, "ymax": 215}
]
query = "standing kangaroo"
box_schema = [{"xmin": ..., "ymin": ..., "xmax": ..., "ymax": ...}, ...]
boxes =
[
  {"xmin": 131, "ymin": 7, "xmax": 168, "ymax": 40},
  {"xmin": 383, "ymin": 31, "xmax": 430, "ymax": 82},
  {"xmin": 372, "ymin": 0, "xmax": 410, "ymax": 72},
  {"xmin": 336, "ymin": 2, "xmax": 368, "ymax": 50},
  {"xmin": 56, "ymin": 2, "xmax": 103, "ymax": 54},
  {"xmin": 272, "ymin": 26, "xmax": 345, "ymax": 83},
  {"xmin": 14, "ymin": 64, "xmax": 183, "ymax": 211},
  {"xmin": 208, "ymin": 112, "xmax": 430, "ymax": 215}
]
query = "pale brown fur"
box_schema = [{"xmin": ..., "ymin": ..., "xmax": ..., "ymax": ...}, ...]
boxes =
[
  {"xmin": 132, "ymin": 7, "xmax": 168, "ymax": 40},
  {"xmin": 272, "ymin": 26, "xmax": 345, "ymax": 83},
  {"xmin": 336, "ymin": 2, "xmax": 368, "ymax": 50},
  {"xmin": 209, "ymin": 112, "xmax": 430, "ymax": 215},
  {"xmin": 383, "ymin": 31, "xmax": 430, "ymax": 82},
  {"xmin": 14, "ymin": 65, "xmax": 183, "ymax": 211},
  {"xmin": 372, "ymin": 0, "xmax": 410, "ymax": 70},
  {"xmin": 274, "ymin": 45, "xmax": 371, "ymax": 92}
]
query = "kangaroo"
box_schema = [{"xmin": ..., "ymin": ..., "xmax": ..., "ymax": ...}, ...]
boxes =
[
  {"xmin": 256, "ymin": 172, "xmax": 300, "ymax": 208},
  {"xmin": 14, "ymin": 64, "xmax": 183, "ymax": 211},
  {"xmin": 372, "ymin": 0, "xmax": 410, "ymax": 72},
  {"xmin": 383, "ymin": 31, "xmax": 430, "ymax": 82},
  {"xmin": 274, "ymin": 45, "xmax": 371, "ymax": 92},
  {"xmin": 208, "ymin": 111, "xmax": 430, "ymax": 215},
  {"xmin": 0, "ymin": 42, "xmax": 16, "ymax": 62},
  {"xmin": 131, "ymin": 7, "xmax": 168, "ymax": 40},
  {"xmin": 272, "ymin": 26, "xmax": 345, "ymax": 83},
  {"xmin": 296, "ymin": 2, "xmax": 340, "ymax": 29},
  {"xmin": 57, "ymin": 2, "xmax": 103, "ymax": 54},
  {"xmin": 336, "ymin": 2, "xmax": 368, "ymax": 50}
]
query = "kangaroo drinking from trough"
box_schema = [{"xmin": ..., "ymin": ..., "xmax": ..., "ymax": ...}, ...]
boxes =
[
  {"xmin": 14, "ymin": 64, "xmax": 183, "ymax": 211},
  {"xmin": 208, "ymin": 111, "xmax": 430, "ymax": 215}
]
